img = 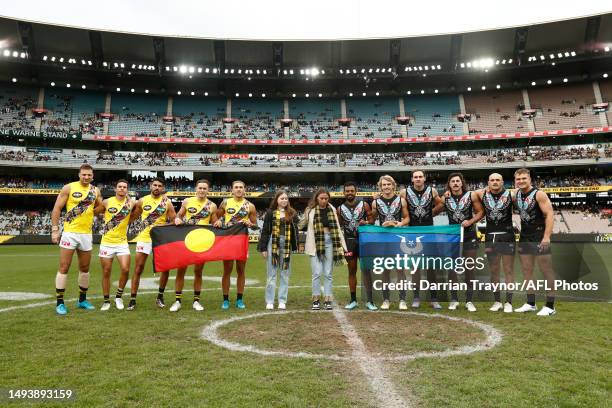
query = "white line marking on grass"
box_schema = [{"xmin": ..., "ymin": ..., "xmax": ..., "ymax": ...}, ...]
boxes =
[
  {"xmin": 0, "ymin": 292, "xmax": 52, "ymax": 300},
  {"xmin": 332, "ymin": 307, "xmax": 411, "ymax": 408},
  {"xmin": 199, "ymin": 310, "xmax": 502, "ymax": 362}
]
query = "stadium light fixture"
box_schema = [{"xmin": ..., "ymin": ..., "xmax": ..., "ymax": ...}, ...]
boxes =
[
  {"xmin": 130, "ymin": 88, "xmax": 135, "ymax": 93},
  {"xmin": 263, "ymin": 69, "xmax": 267, "ymax": 74},
  {"xmin": 204, "ymin": 92, "xmax": 208, "ymax": 96},
  {"xmin": 563, "ymin": 78, "xmax": 568, "ymax": 83},
  {"xmin": 349, "ymin": 93, "xmax": 353, "ymax": 97},
  {"xmin": 305, "ymin": 93, "xmax": 309, "ymax": 98},
  {"xmin": 547, "ymin": 80, "xmax": 552, "ymax": 84},
  {"xmin": 283, "ymin": 69, "xmax": 287, "ymax": 75},
  {"xmin": 230, "ymin": 69, "xmax": 235, "ymax": 74},
  {"xmin": 11, "ymin": 77, "xmax": 16, "ymax": 83},
  {"xmin": 66, "ymin": 83, "xmax": 71, "ymax": 88},
  {"xmin": 467, "ymin": 87, "xmax": 471, "ymax": 91},
  {"xmin": 605, "ymin": 46, "xmax": 610, "ymax": 52},
  {"xmin": 2, "ymin": 49, "xmax": 9, "ymax": 57},
  {"xmin": 189, "ymin": 66, "xmax": 195, "ymax": 73},
  {"xmin": 352, "ymin": 69, "xmax": 357, "ymax": 74},
  {"xmin": 434, "ymin": 89, "xmax": 438, "ymax": 93},
  {"xmin": 551, "ymin": 62, "xmax": 556, "ymax": 66},
  {"xmin": 604, "ymin": 73, "xmax": 609, "ymax": 78},
  {"xmin": 481, "ymin": 85, "xmax": 486, "ymax": 90},
  {"xmin": 318, "ymin": 93, "xmax": 322, "ymax": 97},
  {"xmin": 81, "ymin": 84, "xmax": 86, "ymax": 89},
  {"xmin": 177, "ymin": 91, "xmax": 182, "ymax": 95},
  {"xmin": 261, "ymin": 93, "xmax": 266, "ymax": 97},
  {"xmin": 420, "ymin": 90, "xmax": 425, "ymax": 94},
  {"xmin": 290, "ymin": 69, "xmax": 294, "ymax": 75},
  {"xmin": 375, "ymin": 68, "xmax": 380, "ymax": 73},
  {"xmin": 564, "ymin": 52, "xmax": 570, "ymax": 57},
  {"xmin": 116, "ymin": 87, "xmax": 120, "ymax": 91},
  {"xmin": 197, "ymin": 67, "xmax": 202, "ymax": 73},
  {"xmin": 362, "ymin": 92, "xmax": 366, "ymax": 96},
  {"xmin": 539, "ymin": 55, "xmax": 545, "ymax": 60},
  {"xmin": 42, "ymin": 55, "xmax": 48, "ymax": 61},
  {"xmin": 248, "ymin": 93, "xmax": 252, "ymax": 97},
  {"xmin": 406, "ymin": 91, "xmax": 411, "ymax": 95},
  {"xmin": 375, "ymin": 92, "xmax": 380, "ymax": 96},
  {"xmin": 531, "ymin": 81, "xmax": 536, "ymax": 86},
  {"xmin": 145, "ymin": 89, "xmax": 149, "ymax": 93},
  {"xmin": 557, "ymin": 53, "xmax": 563, "ymax": 58},
  {"xmin": 50, "ymin": 82, "xmax": 55, "ymax": 86},
  {"xmin": 235, "ymin": 93, "xmax": 239, "ymax": 97},
  {"xmin": 59, "ymin": 57, "xmax": 65, "ymax": 62},
  {"xmin": 460, "ymin": 63, "xmax": 465, "ymax": 68},
  {"xmin": 339, "ymin": 69, "xmax": 344, "ymax": 74},
  {"xmin": 508, "ymin": 59, "xmax": 513, "ymax": 63},
  {"xmin": 496, "ymin": 84, "xmax": 501, "ymax": 89},
  {"xmin": 437, "ymin": 65, "xmax": 441, "ymax": 69},
  {"xmin": 238, "ymin": 69, "xmax": 242, "ymax": 74},
  {"xmin": 292, "ymin": 93, "xmax": 296, "ymax": 97},
  {"xmin": 321, "ymin": 70, "xmax": 325, "ymax": 74}
]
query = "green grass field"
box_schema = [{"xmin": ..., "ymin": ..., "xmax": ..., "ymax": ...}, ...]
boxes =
[{"xmin": 1, "ymin": 244, "xmax": 610, "ymax": 407}]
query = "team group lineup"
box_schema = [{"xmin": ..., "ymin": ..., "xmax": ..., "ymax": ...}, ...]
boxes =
[{"xmin": 50, "ymin": 164, "xmax": 558, "ymax": 317}]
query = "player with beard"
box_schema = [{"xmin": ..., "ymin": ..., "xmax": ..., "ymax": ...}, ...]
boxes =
[
  {"xmin": 371, "ymin": 175, "xmax": 410, "ymax": 310},
  {"xmin": 51, "ymin": 164, "xmax": 103, "ymax": 315},
  {"xmin": 336, "ymin": 182, "xmax": 375, "ymax": 310},
  {"xmin": 128, "ymin": 177, "xmax": 176, "ymax": 311},
  {"xmin": 214, "ymin": 180, "xmax": 257, "ymax": 310},
  {"xmin": 475, "ymin": 173, "xmax": 516, "ymax": 313},
  {"xmin": 443, "ymin": 173, "xmax": 484, "ymax": 312},
  {"xmin": 400, "ymin": 170, "xmax": 445, "ymax": 309},
  {"xmin": 512, "ymin": 168, "xmax": 557, "ymax": 316}
]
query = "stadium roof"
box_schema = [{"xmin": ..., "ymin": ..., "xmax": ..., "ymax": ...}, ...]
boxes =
[
  {"xmin": 1, "ymin": 1, "xmax": 611, "ymax": 41},
  {"xmin": 0, "ymin": 12, "xmax": 610, "ymax": 96}
]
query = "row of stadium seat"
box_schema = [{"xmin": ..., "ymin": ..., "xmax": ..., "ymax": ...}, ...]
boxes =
[
  {"xmin": 1, "ymin": 80, "xmax": 609, "ymax": 139},
  {"xmin": 0, "ymin": 144, "xmax": 608, "ymax": 168}
]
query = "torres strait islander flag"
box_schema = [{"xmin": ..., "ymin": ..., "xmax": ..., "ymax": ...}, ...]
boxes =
[{"xmin": 151, "ymin": 224, "xmax": 249, "ymax": 272}]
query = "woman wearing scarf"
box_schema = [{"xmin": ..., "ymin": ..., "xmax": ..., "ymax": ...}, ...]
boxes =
[
  {"xmin": 299, "ymin": 188, "xmax": 347, "ymax": 310},
  {"xmin": 258, "ymin": 190, "xmax": 298, "ymax": 310}
]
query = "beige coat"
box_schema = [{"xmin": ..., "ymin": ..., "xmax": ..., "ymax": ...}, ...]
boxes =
[{"xmin": 299, "ymin": 204, "xmax": 347, "ymax": 256}]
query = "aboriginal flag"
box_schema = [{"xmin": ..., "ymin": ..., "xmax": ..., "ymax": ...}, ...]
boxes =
[{"xmin": 151, "ymin": 224, "xmax": 249, "ymax": 272}]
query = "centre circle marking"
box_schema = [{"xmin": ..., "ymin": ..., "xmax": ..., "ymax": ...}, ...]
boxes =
[{"xmin": 200, "ymin": 310, "xmax": 503, "ymax": 361}]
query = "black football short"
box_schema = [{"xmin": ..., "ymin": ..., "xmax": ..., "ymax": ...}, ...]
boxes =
[
  {"xmin": 485, "ymin": 232, "xmax": 516, "ymax": 256},
  {"xmin": 518, "ymin": 228, "xmax": 550, "ymax": 255}
]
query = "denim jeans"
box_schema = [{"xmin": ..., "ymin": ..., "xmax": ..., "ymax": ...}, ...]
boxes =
[
  {"xmin": 265, "ymin": 236, "xmax": 291, "ymax": 304},
  {"xmin": 311, "ymin": 233, "xmax": 333, "ymax": 300}
]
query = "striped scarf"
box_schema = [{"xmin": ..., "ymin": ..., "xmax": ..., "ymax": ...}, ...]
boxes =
[
  {"xmin": 271, "ymin": 210, "xmax": 292, "ymax": 270},
  {"xmin": 313, "ymin": 206, "xmax": 346, "ymax": 266}
]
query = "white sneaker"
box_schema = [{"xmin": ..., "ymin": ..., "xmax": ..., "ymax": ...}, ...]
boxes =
[
  {"xmin": 169, "ymin": 301, "xmax": 182, "ymax": 312},
  {"xmin": 465, "ymin": 302, "xmax": 477, "ymax": 312},
  {"xmin": 503, "ymin": 302, "xmax": 513, "ymax": 313},
  {"xmin": 115, "ymin": 298, "xmax": 124, "ymax": 310},
  {"xmin": 514, "ymin": 303, "xmax": 537, "ymax": 313},
  {"xmin": 431, "ymin": 301, "xmax": 442, "ymax": 310},
  {"xmin": 536, "ymin": 306, "xmax": 556, "ymax": 316},
  {"xmin": 192, "ymin": 301, "xmax": 204, "ymax": 311},
  {"xmin": 266, "ymin": 303, "xmax": 274, "ymax": 310},
  {"xmin": 399, "ymin": 300, "xmax": 408, "ymax": 310},
  {"xmin": 381, "ymin": 300, "xmax": 390, "ymax": 310},
  {"xmin": 278, "ymin": 303, "xmax": 286, "ymax": 310},
  {"xmin": 489, "ymin": 301, "xmax": 503, "ymax": 312},
  {"xmin": 448, "ymin": 301, "xmax": 459, "ymax": 310},
  {"xmin": 411, "ymin": 298, "xmax": 421, "ymax": 309},
  {"xmin": 100, "ymin": 302, "xmax": 111, "ymax": 311}
]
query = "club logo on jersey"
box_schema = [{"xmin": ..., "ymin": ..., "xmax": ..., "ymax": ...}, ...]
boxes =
[
  {"xmin": 72, "ymin": 192, "xmax": 83, "ymax": 198},
  {"xmin": 227, "ymin": 208, "xmax": 236, "ymax": 214},
  {"xmin": 143, "ymin": 205, "xmax": 152, "ymax": 211},
  {"xmin": 188, "ymin": 207, "xmax": 198, "ymax": 214},
  {"xmin": 108, "ymin": 207, "xmax": 118, "ymax": 214}
]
